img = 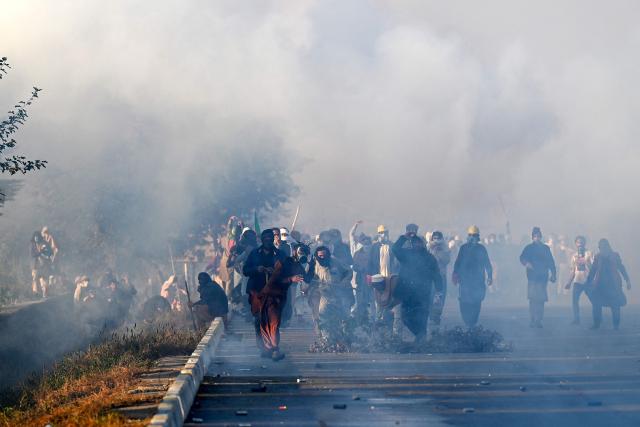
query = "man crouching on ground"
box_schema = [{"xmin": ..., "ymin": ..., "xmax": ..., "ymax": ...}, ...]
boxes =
[{"xmin": 191, "ymin": 272, "xmax": 230, "ymax": 330}]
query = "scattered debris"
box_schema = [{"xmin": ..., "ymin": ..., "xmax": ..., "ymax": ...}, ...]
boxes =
[
  {"xmin": 192, "ymin": 417, "xmax": 203, "ymax": 423},
  {"xmin": 480, "ymin": 380, "xmax": 491, "ymax": 386},
  {"xmin": 333, "ymin": 404, "xmax": 347, "ymax": 409},
  {"xmin": 278, "ymin": 405, "xmax": 288, "ymax": 411},
  {"xmin": 309, "ymin": 320, "xmax": 512, "ymax": 354},
  {"xmin": 587, "ymin": 401, "xmax": 603, "ymax": 407},
  {"xmin": 352, "ymin": 395, "xmax": 361, "ymax": 401},
  {"xmin": 462, "ymin": 407, "xmax": 475, "ymax": 413},
  {"xmin": 519, "ymin": 386, "xmax": 527, "ymax": 392},
  {"xmin": 296, "ymin": 378, "xmax": 307, "ymax": 383},
  {"xmin": 236, "ymin": 410, "xmax": 249, "ymax": 416}
]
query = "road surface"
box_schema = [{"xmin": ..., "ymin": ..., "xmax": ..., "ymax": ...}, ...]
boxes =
[{"xmin": 186, "ymin": 304, "xmax": 640, "ymax": 426}]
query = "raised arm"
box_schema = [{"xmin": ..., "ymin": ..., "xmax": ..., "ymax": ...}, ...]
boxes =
[{"xmin": 349, "ymin": 221, "xmax": 360, "ymax": 256}]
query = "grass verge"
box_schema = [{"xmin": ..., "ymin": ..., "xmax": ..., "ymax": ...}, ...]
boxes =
[{"xmin": 0, "ymin": 323, "xmax": 202, "ymax": 427}]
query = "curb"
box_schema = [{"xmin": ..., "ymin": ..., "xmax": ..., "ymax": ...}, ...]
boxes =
[{"xmin": 148, "ymin": 317, "xmax": 226, "ymax": 426}]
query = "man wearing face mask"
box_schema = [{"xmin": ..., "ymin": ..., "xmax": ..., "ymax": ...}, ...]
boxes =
[
  {"xmin": 352, "ymin": 234, "xmax": 374, "ymax": 324},
  {"xmin": 243, "ymin": 229, "xmax": 286, "ymax": 352},
  {"xmin": 452, "ymin": 226, "xmax": 493, "ymax": 328},
  {"xmin": 565, "ymin": 236, "xmax": 593, "ymax": 325},
  {"xmin": 257, "ymin": 244, "xmax": 310, "ymax": 360},
  {"xmin": 520, "ymin": 227, "xmax": 557, "ymax": 328},
  {"xmin": 428, "ymin": 231, "xmax": 451, "ymax": 328},
  {"xmin": 392, "ymin": 224, "xmax": 443, "ymax": 343},
  {"xmin": 307, "ymin": 246, "xmax": 352, "ymax": 344}
]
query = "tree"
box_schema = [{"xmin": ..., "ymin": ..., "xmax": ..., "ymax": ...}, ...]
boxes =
[{"xmin": 0, "ymin": 57, "xmax": 46, "ymax": 175}]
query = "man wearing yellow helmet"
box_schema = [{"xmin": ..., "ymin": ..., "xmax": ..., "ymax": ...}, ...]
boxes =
[{"xmin": 452, "ymin": 225, "xmax": 493, "ymax": 328}]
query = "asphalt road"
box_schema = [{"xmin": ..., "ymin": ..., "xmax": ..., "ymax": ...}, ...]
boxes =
[{"xmin": 186, "ymin": 303, "xmax": 640, "ymax": 426}]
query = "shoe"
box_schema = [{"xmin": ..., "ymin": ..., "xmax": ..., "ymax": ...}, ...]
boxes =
[
  {"xmin": 260, "ymin": 350, "xmax": 272, "ymax": 358},
  {"xmin": 589, "ymin": 324, "xmax": 600, "ymax": 330},
  {"xmin": 535, "ymin": 322, "xmax": 543, "ymax": 329},
  {"xmin": 271, "ymin": 350, "xmax": 285, "ymax": 361},
  {"xmin": 570, "ymin": 320, "xmax": 580, "ymax": 325}
]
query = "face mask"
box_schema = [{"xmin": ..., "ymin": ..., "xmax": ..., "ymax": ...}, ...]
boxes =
[
  {"xmin": 317, "ymin": 256, "xmax": 330, "ymax": 267},
  {"xmin": 298, "ymin": 255, "xmax": 308, "ymax": 264},
  {"xmin": 467, "ymin": 235, "xmax": 480, "ymax": 244}
]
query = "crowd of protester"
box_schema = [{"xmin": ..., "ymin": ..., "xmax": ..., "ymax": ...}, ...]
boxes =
[{"xmin": 26, "ymin": 219, "xmax": 631, "ymax": 349}]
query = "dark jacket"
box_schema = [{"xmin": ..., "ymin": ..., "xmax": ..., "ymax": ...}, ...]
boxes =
[
  {"xmin": 261, "ymin": 256, "xmax": 307, "ymax": 298},
  {"xmin": 195, "ymin": 279, "xmax": 229, "ymax": 316},
  {"xmin": 392, "ymin": 236, "xmax": 443, "ymax": 293},
  {"xmin": 242, "ymin": 246, "xmax": 286, "ymax": 294},
  {"xmin": 520, "ymin": 242, "xmax": 556, "ymax": 284},
  {"xmin": 453, "ymin": 242, "xmax": 493, "ymax": 303},
  {"xmin": 586, "ymin": 251, "xmax": 629, "ymax": 307},
  {"xmin": 332, "ymin": 242, "xmax": 353, "ymax": 266}
]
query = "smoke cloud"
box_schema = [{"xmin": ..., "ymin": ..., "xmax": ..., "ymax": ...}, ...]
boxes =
[{"xmin": 1, "ymin": 1, "xmax": 639, "ymax": 283}]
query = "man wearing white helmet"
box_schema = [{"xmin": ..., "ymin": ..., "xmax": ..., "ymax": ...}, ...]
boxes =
[{"xmin": 452, "ymin": 226, "xmax": 493, "ymax": 328}]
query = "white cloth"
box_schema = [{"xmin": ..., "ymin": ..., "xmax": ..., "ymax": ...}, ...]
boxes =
[
  {"xmin": 379, "ymin": 243, "xmax": 391, "ymax": 278},
  {"xmin": 570, "ymin": 251, "xmax": 593, "ymax": 285}
]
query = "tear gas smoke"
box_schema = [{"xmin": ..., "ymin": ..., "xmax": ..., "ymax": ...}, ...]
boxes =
[{"xmin": 1, "ymin": 0, "xmax": 639, "ymax": 286}]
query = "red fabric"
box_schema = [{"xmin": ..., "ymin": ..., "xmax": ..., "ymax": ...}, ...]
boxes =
[{"xmin": 259, "ymin": 295, "xmax": 284, "ymax": 351}]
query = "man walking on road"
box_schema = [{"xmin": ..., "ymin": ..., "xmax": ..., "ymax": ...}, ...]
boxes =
[
  {"xmin": 243, "ymin": 229, "xmax": 285, "ymax": 353},
  {"xmin": 257, "ymin": 244, "xmax": 309, "ymax": 360},
  {"xmin": 391, "ymin": 225, "xmax": 443, "ymax": 343},
  {"xmin": 564, "ymin": 235, "xmax": 593, "ymax": 325},
  {"xmin": 452, "ymin": 226, "xmax": 493, "ymax": 328},
  {"xmin": 520, "ymin": 227, "xmax": 557, "ymax": 328}
]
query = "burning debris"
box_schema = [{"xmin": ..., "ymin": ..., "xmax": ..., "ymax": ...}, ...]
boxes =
[{"xmin": 309, "ymin": 316, "xmax": 511, "ymax": 354}]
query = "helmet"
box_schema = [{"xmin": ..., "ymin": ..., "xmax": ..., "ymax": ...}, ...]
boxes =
[
  {"xmin": 377, "ymin": 225, "xmax": 388, "ymax": 233},
  {"xmin": 467, "ymin": 225, "xmax": 480, "ymax": 235}
]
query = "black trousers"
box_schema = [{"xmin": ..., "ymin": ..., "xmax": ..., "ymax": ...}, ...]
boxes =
[
  {"xmin": 572, "ymin": 283, "xmax": 586, "ymax": 321},
  {"xmin": 593, "ymin": 304, "xmax": 621, "ymax": 328},
  {"xmin": 529, "ymin": 301, "xmax": 545, "ymax": 324},
  {"xmin": 459, "ymin": 301, "xmax": 481, "ymax": 328}
]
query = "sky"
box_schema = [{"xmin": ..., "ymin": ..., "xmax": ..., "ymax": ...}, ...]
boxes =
[{"xmin": 2, "ymin": 0, "xmax": 640, "ymax": 251}]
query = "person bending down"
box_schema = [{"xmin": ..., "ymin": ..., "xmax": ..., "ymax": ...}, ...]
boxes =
[{"xmin": 191, "ymin": 272, "xmax": 230, "ymax": 330}]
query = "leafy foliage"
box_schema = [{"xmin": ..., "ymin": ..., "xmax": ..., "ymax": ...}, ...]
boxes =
[{"xmin": 0, "ymin": 57, "xmax": 46, "ymax": 175}]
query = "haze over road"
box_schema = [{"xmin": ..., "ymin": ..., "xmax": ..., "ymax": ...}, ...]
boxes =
[{"xmin": 186, "ymin": 305, "xmax": 640, "ymax": 426}]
